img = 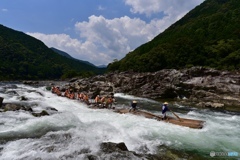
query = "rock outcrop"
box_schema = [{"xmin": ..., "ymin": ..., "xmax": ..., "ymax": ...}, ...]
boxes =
[
  {"xmin": 65, "ymin": 67, "xmax": 240, "ymax": 110},
  {"xmin": 0, "ymin": 97, "xmax": 58, "ymax": 116},
  {"xmin": 100, "ymin": 142, "xmax": 129, "ymax": 153}
]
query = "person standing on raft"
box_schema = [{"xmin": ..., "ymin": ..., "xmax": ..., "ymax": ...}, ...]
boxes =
[
  {"xmin": 162, "ymin": 102, "xmax": 169, "ymax": 120},
  {"xmin": 129, "ymin": 100, "xmax": 137, "ymax": 112}
]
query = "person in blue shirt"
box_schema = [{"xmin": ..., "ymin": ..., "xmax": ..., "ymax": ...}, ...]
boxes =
[
  {"xmin": 129, "ymin": 100, "xmax": 137, "ymax": 112},
  {"xmin": 162, "ymin": 102, "xmax": 169, "ymax": 120}
]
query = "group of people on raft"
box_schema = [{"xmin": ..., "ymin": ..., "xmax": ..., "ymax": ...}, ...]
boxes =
[
  {"xmin": 52, "ymin": 86, "xmax": 169, "ymax": 119},
  {"xmin": 51, "ymin": 86, "xmax": 115, "ymax": 109}
]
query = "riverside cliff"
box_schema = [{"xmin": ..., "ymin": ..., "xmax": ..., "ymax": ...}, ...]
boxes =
[{"xmin": 65, "ymin": 67, "xmax": 240, "ymax": 111}]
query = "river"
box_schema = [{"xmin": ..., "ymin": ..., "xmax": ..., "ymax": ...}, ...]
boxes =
[{"xmin": 0, "ymin": 82, "xmax": 239, "ymax": 160}]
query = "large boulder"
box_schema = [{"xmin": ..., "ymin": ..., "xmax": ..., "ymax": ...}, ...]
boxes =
[{"xmin": 100, "ymin": 142, "xmax": 128, "ymax": 153}]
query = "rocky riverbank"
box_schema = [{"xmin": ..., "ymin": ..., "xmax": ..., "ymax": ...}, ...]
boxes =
[{"xmin": 64, "ymin": 67, "xmax": 240, "ymax": 111}]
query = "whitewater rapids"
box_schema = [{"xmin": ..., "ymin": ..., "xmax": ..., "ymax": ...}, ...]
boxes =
[{"xmin": 0, "ymin": 83, "xmax": 239, "ymax": 159}]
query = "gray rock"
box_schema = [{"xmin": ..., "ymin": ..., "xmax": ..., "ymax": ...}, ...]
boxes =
[
  {"xmin": 100, "ymin": 142, "xmax": 128, "ymax": 153},
  {"xmin": 46, "ymin": 107, "xmax": 58, "ymax": 112},
  {"xmin": 0, "ymin": 97, "xmax": 3, "ymax": 107},
  {"xmin": 69, "ymin": 78, "xmax": 78, "ymax": 83},
  {"xmin": 6, "ymin": 90, "xmax": 19, "ymax": 96},
  {"xmin": 65, "ymin": 67, "xmax": 240, "ymax": 110},
  {"xmin": 32, "ymin": 110, "xmax": 49, "ymax": 117},
  {"xmin": 4, "ymin": 103, "xmax": 22, "ymax": 111},
  {"xmin": 98, "ymin": 142, "xmax": 173, "ymax": 160},
  {"xmin": 205, "ymin": 102, "xmax": 225, "ymax": 109},
  {"xmin": 20, "ymin": 96, "xmax": 28, "ymax": 101},
  {"xmin": 23, "ymin": 81, "xmax": 39, "ymax": 85}
]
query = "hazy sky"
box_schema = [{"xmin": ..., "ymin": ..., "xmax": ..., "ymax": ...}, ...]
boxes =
[{"xmin": 0, "ymin": 0, "xmax": 204, "ymax": 66}]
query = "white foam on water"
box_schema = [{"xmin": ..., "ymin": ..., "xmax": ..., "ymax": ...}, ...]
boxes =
[
  {"xmin": 0, "ymin": 84, "xmax": 239, "ymax": 159},
  {"xmin": 114, "ymin": 93, "xmax": 158, "ymax": 103},
  {"xmin": 0, "ymin": 112, "xmax": 79, "ymax": 140}
]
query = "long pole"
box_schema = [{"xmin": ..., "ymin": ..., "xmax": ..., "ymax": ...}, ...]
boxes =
[{"xmin": 169, "ymin": 109, "xmax": 182, "ymax": 121}]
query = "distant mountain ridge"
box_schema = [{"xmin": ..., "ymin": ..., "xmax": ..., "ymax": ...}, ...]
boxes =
[
  {"xmin": 50, "ymin": 47, "xmax": 73, "ymax": 59},
  {"xmin": 50, "ymin": 47, "xmax": 101, "ymax": 68},
  {"xmin": 0, "ymin": 24, "xmax": 106, "ymax": 80},
  {"xmin": 108, "ymin": 0, "xmax": 240, "ymax": 72},
  {"xmin": 97, "ymin": 65, "xmax": 107, "ymax": 68}
]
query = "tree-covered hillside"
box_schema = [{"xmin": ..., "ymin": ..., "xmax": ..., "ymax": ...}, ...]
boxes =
[
  {"xmin": 0, "ymin": 25, "xmax": 106, "ymax": 80},
  {"xmin": 108, "ymin": 0, "xmax": 240, "ymax": 72},
  {"xmin": 51, "ymin": 47, "xmax": 97, "ymax": 67}
]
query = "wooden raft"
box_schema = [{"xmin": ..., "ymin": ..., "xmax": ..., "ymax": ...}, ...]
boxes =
[{"xmin": 114, "ymin": 109, "xmax": 205, "ymax": 129}]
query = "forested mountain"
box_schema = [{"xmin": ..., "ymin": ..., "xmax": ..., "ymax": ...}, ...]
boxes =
[
  {"xmin": 108, "ymin": 0, "xmax": 240, "ymax": 72},
  {"xmin": 0, "ymin": 25, "xmax": 106, "ymax": 80},
  {"xmin": 50, "ymin": 47, "xmax": 97, "ymax": 67},
  {"xmin": 50, "ymin": 47, "xmax": 73, "ymax": 59}
]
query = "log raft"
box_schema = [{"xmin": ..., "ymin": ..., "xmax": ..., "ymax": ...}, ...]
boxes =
[
  {"xmin": 50, "ymin": 88, "xmax": 205, "ymax": 129},
  {"xmin": 114, "ymin": 109, "xmax": 205, "ymax": 129}
]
